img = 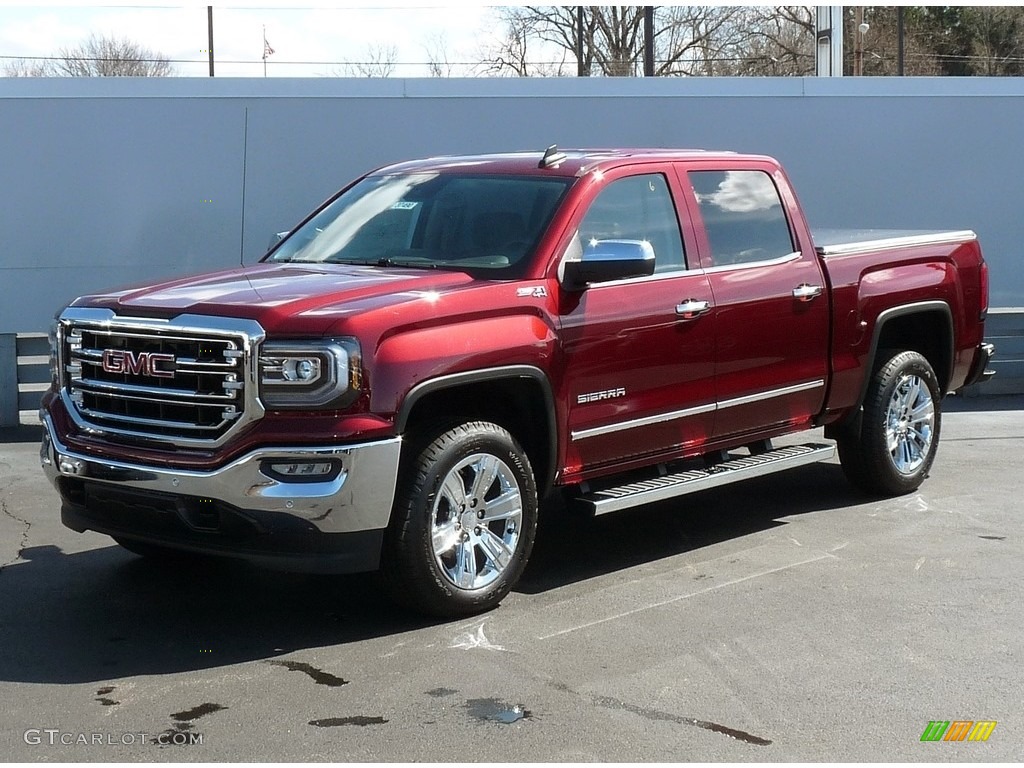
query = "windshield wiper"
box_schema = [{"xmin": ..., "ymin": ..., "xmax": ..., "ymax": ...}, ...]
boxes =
[{"xmin": 322, "ymin": 256, "xmax": 444, "ymax": 270}]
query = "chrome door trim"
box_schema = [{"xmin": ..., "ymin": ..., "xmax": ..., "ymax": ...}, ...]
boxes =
[
  {"xmin": 701, "ymin": 251, "xmax": 802, "ymax": 275},
  {"xmin": 571, "ymin": 379, "xmax": 825, "ymax": 441},
  {"xmin": 571, "ymin": 402, "xmax": 716, "ymax": 441},
  {"xmin": 717, "ymin": 379, "xmax": 825, "ymax": 411}
]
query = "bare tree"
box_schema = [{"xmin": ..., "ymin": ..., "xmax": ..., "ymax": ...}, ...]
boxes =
[
  {"xmin": 480, "ymin": 6, "xmax": 756, "ymax": 78},
  {"xmin": 332, "ymin": 44, "xmax": 398, "ymax": 77},
  {"xmin": 50, "ymin": 33, "xmax": 174, "ymax": 76},
  {"xmin": 716, "ymin": 6, "xmax": 815, "ymax": 76},
  {"xmin": 3, "ymin": 58, "xmax": 51, "ymax": 77},
  {"xmin": 423, "ymin": 33, "xmax": 455, "ymax": 77},
  {"xmin": 846, "ymin": 8, "xmax": 940, "ymax": 76},
  {"xmin": 3, "ymin": 34, "xmax": 173, "ymax": 77},
  {"xmin": 475, "ymin": 7, "xmax": 573, "ymax": 76},
  {"xmin": 655, "ymin": 6, "xmax": 748, "ymax": 76},
  {"xmin": 963, "ymin": 6, "xmax": 1024, "ymax": 76}
]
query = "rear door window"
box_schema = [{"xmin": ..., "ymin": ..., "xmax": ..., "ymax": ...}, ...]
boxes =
[{"xmin": 688, "ymin": 170, "xmax": 794, "ymax": 267}]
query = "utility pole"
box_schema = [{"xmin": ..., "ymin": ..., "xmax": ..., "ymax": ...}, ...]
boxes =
[
  {"xmin": 207, "ymin": 6, "xmax": 214, "ymax": 77},
  {"xmin": 643, "ymin": 6, "xmax": 654, "ymax": 76},
  {"xmin": 854, "ymin": 6, "xmax": 866, "ymax": 76},
  {"xmin": 897, "ymin": 6, "xmax": 905, "ymax": 76},
  {"xmin": 576, "ymin": 6, "xmax": 585, "ymax": 76}
]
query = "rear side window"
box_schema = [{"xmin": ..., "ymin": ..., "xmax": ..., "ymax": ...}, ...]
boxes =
[
  {"xmin": 688, "ymin": 170, "xmax": 794, "ymax": 267},
  {"xmin": 578, "ymin": 174, "xmax": 687, "ymax": 273}
]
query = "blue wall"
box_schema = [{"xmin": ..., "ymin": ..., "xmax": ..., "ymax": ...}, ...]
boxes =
[{"xmin": 2, "ymin": 76, "xmax": 1022, "ymax": 333}]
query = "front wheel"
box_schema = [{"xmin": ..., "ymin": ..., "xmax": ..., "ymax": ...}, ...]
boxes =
[
  {"xmin": 838, "ymin": 350, "xmax": 942, "ymax": 496},
  {"xmin": 381, "ymin": 421, "xmax": 538, "ymax": 617}
]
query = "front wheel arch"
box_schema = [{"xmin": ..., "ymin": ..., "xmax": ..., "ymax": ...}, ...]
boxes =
[{"xmin": 395, "ymin": 366, "xmax": 558, "ymax": 495}]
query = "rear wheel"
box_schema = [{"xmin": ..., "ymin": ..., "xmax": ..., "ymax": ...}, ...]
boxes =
[
  {"xmin": 838, "ymin": 350, "xmax": 941, "ymax": 496},
  {"xmin": 382, "ymin": 420, "xmax": 538, "ymax": 617}
]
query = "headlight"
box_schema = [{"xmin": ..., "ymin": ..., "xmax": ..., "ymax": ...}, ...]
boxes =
[{"xmin": 258, "ymin": 338, "xmax": 361, "ymax": 409}]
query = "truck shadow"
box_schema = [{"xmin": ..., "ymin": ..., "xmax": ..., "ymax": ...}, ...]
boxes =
[
  {"xmin": 519, "ymin": 462, "xmax": 865, "ymax": 594},
  {"xmin": 0, "ymin": 463, "xmax": 863, "ymax": 685},
  {"xmin": 0, "ymin": 543, "xmax": 438, "ymax": 685}
]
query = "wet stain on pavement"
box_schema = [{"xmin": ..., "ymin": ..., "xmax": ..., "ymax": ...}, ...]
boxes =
[
  {"xmin": 155, "ymin": 702, "xmax": 225, "ymax": 747},
  {"xmin": 425, "ymin": 687, "xmax": 458, "ymax": 698},
  {"xmin": 466, "ymin": 698, "xmax": 532, "ymax": 724},
  {"xmin": 592, "ymin": 695, "xmax": 771, "ymax": 746},
  {"xmin": 309, "ymin": 716, "xmax": 389, "ymax": 727},
  {"xmin": 171, "ymin": 702, "xmax": 227, "ymax": 722},
  {"xmin": 265, "ymin": 660, "xmax": 348, "ymax": 687},
  {"xmin": 95, "ymin": 685, "xmax": 119, "ymax": 706}
]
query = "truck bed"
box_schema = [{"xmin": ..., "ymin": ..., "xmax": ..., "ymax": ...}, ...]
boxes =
[{"xmin": 813, "ymin": 228, "xmax": 976, "ymax": 257}]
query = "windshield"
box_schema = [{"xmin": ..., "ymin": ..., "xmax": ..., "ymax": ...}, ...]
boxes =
[{"xmin": 267, "ymin": 172, "xmax": 573, "ymax": 275}]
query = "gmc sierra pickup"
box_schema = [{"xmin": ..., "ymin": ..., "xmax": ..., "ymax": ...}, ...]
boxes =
[{"xmin": 40, "ymin": 147, "xmax": 994, "ymax": 616}]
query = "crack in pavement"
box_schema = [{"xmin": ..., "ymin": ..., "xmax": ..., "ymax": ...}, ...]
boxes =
[{"xmin": 0, "ymin": 497, "xmax": 32, "ymax": 575}]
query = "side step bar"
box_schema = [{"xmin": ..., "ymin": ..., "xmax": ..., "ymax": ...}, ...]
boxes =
[{"xmin": 575, "ymin": 442, "xmax": 835, "ymax": 516}]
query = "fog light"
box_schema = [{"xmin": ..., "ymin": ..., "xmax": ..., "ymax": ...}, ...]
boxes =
[
  {"xmin": 272, "ymin": 461, "xmax": 333, "ymax": 476},
  {"xmin": 58, "ymin": 454, "xmax": 85, "ymax": 476},
  {"xmin": 262, "ymin": 460, "xmax": 340, "ymax": 482}
]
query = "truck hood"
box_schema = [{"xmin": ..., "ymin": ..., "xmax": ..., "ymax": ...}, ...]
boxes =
[{"xmin": 73, "ymin": 262, "xmax": 478, "ymax": 334}]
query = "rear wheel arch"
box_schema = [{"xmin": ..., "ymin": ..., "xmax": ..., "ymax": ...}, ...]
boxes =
[
  {"xmin": 866, "ymin": 301, "xmax": 953, "ymax": 395},
  {"xmin": 828, "ymin": 301, "xmax": 952, "ymax": 440}
]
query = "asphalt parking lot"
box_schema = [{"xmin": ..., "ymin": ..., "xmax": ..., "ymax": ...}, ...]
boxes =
[{"xmin": 1, "ymin": 396, "xmax": 1021, "ymax": 761}]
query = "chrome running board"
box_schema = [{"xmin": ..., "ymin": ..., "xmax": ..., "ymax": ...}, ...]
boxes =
[{"xmin": 576, "ymin": 443, "xmax": 835, "ymax": 516}]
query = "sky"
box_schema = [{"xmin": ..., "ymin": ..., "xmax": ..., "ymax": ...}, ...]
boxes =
[{"xmin": 0, "ymin": 1, "xmax": 514, "ymax": 77}]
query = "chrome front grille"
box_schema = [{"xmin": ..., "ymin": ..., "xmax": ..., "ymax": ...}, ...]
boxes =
[{"xmin": 58, "ymin": 309, "xmax": 266, "ymax": 447}]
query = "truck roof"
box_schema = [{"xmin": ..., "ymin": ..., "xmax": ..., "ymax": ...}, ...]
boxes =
[{"xmin": 371, "ymin": 147, "xmax": 758, "ymax": 178}]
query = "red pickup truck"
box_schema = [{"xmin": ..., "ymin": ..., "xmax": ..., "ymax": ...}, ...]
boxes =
[{"xmin": 40, "ymin": 147, "xmax": 993, "ymax": 616}]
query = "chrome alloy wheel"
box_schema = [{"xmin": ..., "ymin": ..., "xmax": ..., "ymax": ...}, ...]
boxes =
[
  {"xmin": 885, "ymin": 373, "xmax": 935, "ymax": 475},
  {"xmin": 430, "ymin": 453, "xmax": 523, "ymax": 591}
]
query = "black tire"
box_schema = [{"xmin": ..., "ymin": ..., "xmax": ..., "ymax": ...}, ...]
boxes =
[
  {"xmin": 837, "ymin": 350, "xmax": 942, "ymax": 496},
  {"xmin": 381, "ymin": 420, "xmax": 538, "ymax": 617}
]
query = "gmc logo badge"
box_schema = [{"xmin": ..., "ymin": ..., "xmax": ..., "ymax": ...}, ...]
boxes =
[{"xmin": 101, "ymin": 349, "xmax": 175, "ymax": 378}]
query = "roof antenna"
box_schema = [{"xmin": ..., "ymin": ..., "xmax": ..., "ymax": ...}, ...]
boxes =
[{"xmin": 539, "ymin": 144, "xmax": 567, "ymax": 169}]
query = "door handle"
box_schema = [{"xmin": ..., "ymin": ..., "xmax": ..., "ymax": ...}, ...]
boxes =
[
  {"xmin": 675, "ymin": 299, "xmax": 711, "ymax": 319},
  {"xmin": 792, "ymin": 284, "xmax": 823, "ymax": 302}
]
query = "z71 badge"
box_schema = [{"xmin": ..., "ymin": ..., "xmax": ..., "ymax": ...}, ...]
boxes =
[{"xmin": 577, "ymin": 387, "xmax": 626, "ymax": 404}]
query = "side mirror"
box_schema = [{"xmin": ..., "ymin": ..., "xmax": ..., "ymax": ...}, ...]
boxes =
[
  {"xmin": 267, "ymin": 230, "xmax": 290, "ymax": 251},
  {"xmin": 560, "ymin": 239, "xmax": 656, "ymax": 290}
]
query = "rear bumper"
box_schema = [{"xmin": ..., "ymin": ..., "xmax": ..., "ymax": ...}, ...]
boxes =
[
  {"xmin": 963, "ymin": 342, "xmax": 996, "ymax": 388},
  {"xmin": 41, "ymin": 413, "xmax": 401, "ymax": 573}
]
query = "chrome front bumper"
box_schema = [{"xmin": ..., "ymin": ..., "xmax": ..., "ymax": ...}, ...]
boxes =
[{"xmin": 40, "ymin": 414, "xmax": 401, "ymax": 535}]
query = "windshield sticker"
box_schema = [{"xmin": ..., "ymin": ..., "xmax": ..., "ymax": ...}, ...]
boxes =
[{"xmin": 390, "ymin": 201, "xmax": 419, "ymax": 210}]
